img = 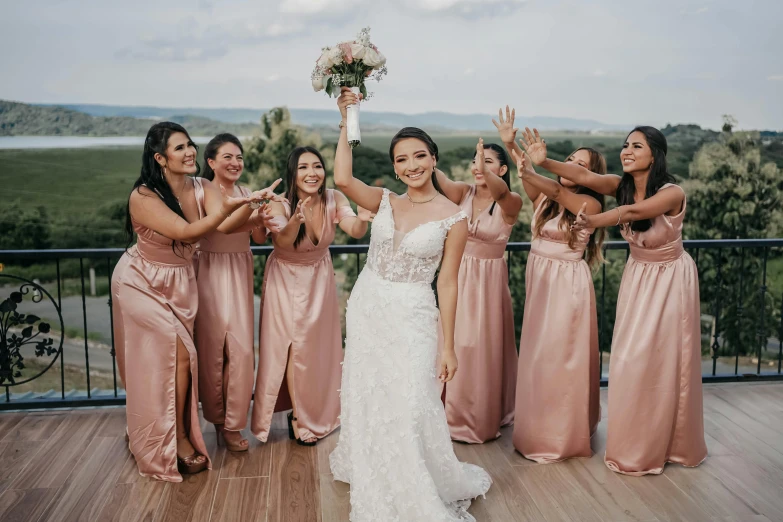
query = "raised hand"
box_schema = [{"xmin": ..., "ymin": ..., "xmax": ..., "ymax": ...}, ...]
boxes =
[
  {"xmin": 519, "ymin": 127, "xmax": 547, "ymax": 166},
  {"xmin": 357, "ymin": 205, "xmax": 375, "ymax": 222},
  {"xmin": 337, "ymin": 87, "xmax": 362, "ymax": 120},
  {"xmin": 491, "ymin": 105, "xmax": 519, "ymax": 144},
  {"xmin": 571, "ymin": 202, "xmax": 591, "ymax": 231},
  {"xmin": 219, "ymin": 184, "xmax": 257, "ymax": 216},
  {"xmin": 252, "ymin": 178, "xmax": 284, "ymax": 203},
  {"xmin": 291, "ymin": 196, "xmax": 311, "ymax": 225},
  {"xmin": 475, "ymin": 138, "xmax": 487, "ymax": 176},
  {"xmin": 510, "ymin": 148, "xmax": 531, "ymax": 179},
  {"xmin": 254, "ymin": 204, "xmax": 282, "ymax": 234}
]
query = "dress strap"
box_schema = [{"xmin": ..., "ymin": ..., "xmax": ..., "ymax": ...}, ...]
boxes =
[
  {"xmin": 441, "ymin": 211, "xmax": 468, "ymax": 231},
  {"xmin": 192, "ymin": 177, "xmax": 206, "ymax": 220}
]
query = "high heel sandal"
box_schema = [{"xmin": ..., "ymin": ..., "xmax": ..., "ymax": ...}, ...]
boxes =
[
  {"xmin": 215, "ymin": 424, "xmax": 249, "ymax": 452},
  {"xmin": 177, "ymin": 452, "xmax": 208, "ymax": 474},
  {"xmin": 287, "ymin": 412, "xmax": 316, "ymax": 447}
]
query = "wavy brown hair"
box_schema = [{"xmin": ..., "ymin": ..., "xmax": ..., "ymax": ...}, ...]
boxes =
[{"xmin": 532, "ymin": 147, "xmax": 607, "ymax": 268}]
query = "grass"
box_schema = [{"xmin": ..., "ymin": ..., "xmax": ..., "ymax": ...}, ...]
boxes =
[
  {"xmin": 4, "ymin": 357, "xmax": 117, "ymax": 395},
  {"xmin": 0, "ymin": 147, "xmax": 141, "ymax": 213}
]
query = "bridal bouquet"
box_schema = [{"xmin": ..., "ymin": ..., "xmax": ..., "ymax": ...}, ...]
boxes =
[{"xmin": 311, "ymin": 27, "xmax": 388, "ymax": 148}]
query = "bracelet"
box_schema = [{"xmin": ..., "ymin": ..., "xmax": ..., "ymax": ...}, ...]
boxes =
[
  {"xmin": 338, "ymin": 120, "xmax": 346, "ymax": 129},
  {"xmin": 615, "ymin": 206, "xmax": 622, "ymax": 226}
]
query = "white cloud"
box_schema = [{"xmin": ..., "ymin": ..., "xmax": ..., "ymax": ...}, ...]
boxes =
[
  {"xmin": 593, "ymin": 69, "xmax": 607, "ymax": 77},
  {"xmin": 768, "ymin": 74, "xmax": 783, "ymax": 81},
  {"xmin": 408, "ymin": 0, "xmax": 527, "ymax": 18},
  {"xmin": 464, "ymin": 68, "xmax": 475, "ymax": 76},
  {"xmin": 279, "ymin": 0, "xmax": 361, "ymax": 15}
]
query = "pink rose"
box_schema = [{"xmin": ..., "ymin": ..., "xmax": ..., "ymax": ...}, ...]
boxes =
[{"xmin": 339, "ymin": 42, "xmax": 353, "ymax": 64}]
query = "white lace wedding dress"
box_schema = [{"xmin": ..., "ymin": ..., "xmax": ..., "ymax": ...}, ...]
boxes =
[{"xmin": 330, "ymin": 189, "xmax": 492, "ymax": 522}]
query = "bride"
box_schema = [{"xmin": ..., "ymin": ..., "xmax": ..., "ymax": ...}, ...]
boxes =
[{"xmin": 329, "ymin": 87, "xmax": 492, "ymax": 522}]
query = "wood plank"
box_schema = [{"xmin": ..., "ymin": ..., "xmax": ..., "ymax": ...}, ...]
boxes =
[
  {"xmin": 664, "ymin": 460, "xmax": 761, "ymax": 520},
  {"xmin": 704, "ymin": 391, "xmax": 783, "ymax": 453},
  {"xmin": 0, "ymin": 440, "xmax": 44, "ymax": 494},
  {"xmin": 703, "ymin": 410, "xmax": 783, "ymax": 481},
  {"xmin": 219, "ymin": 427, "xmax": 272, "ymax": 479},
  {"xmin": 38, "ymin": 435, "xmax": 128, "ymax": 522},
  {"xmin": 613, "ymin": 473, "xmax": 714, "ymax": 522},
  {"xmin": 453, "ymin": 438, "xmax": 547, "ymax": 521},
  {"xmin": 0, "ymin": 488, "xmax": 58, "ymax": 522},
  {"xmin": 267, "ymin": 429, "xmax": 321, "ymax": 522},
  {"xmin": 1, "ymin": 412, "xmax": 66, "ymax": 442},
  {"xmin": 0, "ymin": 413, "xmax": 27, "ymax": 441},
  {"xmin": 315, "ymin": 429, "xmax": 339, "ymax": 476},
  {"xmin": 10, "ymin": 410, "xmax": 106, "ymax": 489},
  {"xmin": 153, "ymin": 432, "xmax": 224, "ymax": 522},
  {"xmin": 705, "ymin": 456, "xmax": 783, "ymax": 521},
  {"xmin": 570, "ymin": 456, "xmax": 659, "ymax": 521},
  {"xmin": 209, "ymin": 477, "xmax": 268, "ymax": 522},
  {"xmin": 94, "ymin": 481, "xmax": 167, "ymax": 522},
  {"xmin": 319, "ymin": 474, "xmax": 350, "ymax": 522},
  {"xmin": 95, "ymin": 408, "xmax": 128, "ymax": 438}
]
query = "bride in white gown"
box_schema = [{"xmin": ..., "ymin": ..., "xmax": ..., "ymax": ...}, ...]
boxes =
[{"xmin": 329, "ymin": 87, "xmax": 492, "ymax": 522}]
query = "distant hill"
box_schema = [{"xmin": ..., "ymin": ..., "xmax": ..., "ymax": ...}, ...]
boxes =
[
  {"xmin": 40, "ymin": 103, "xmax": 630, "ymax": 132},
  {"xmin": 0, "ymin": 100, "xmax": 259, "ymax": 137}
]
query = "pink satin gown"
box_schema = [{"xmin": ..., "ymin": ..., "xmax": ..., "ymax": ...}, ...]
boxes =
[
  {"xmin": 110, "ymin": 250, "xmax": 133, "ymax": 387},
  {"xmin": 513, "ymin": 197, "xmax": 600, "ymax": 463},
  {"xmin": 605, "ymin": 184, "xmax": 707, "ymax": 475},
  {"xmin": 193, "ymin": 181, "xmax": 257, "ymax": 432},
  {"xmin": 112, "ymin": 212, "xmax": 211, "ymax": 482},
  {"xmin": 251, "ymin": 189, "xmax": 354, "ymax": 442},
  {"xmin": 442, "ymin": 185, "xmax": 518, "ymax": 443}
]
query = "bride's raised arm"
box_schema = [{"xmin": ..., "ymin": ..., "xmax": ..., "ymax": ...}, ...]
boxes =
[
  {"xmin": 334, "ymin": 87, "xmax": 384, "ymax": 213},
  {"xmin": 520, "ymin": 127, "xmax": 622, "ymax": 197}
]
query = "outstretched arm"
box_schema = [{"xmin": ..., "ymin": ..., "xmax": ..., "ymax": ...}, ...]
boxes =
[
  {"xmin": 573, "ymin": 186, "xmax": 685, "ymax": 230},
  {"xmin": 333, "ymin": 87, "xmax": 384, "ymax": 212},
  {"xmin": 334, "ymin": 190, "xmax": 371, "ymax": 239},
  {"xmin": 492, "ymin": 105, "xmax": 542, "ymax": 203},
  {"xmin": 520, "ymin": 127, "xmax": 622, "ymax": 196},
  {"xmin": 433, "ymin": 168, "xmax": 471, "ymax": 205},
  {"xmin": 475, "ymin": 137, "xmax": 523, "ymax": 223},
  {"xmin": 510, "ymin": 149, "xmax": 601, "ymax": 216}
]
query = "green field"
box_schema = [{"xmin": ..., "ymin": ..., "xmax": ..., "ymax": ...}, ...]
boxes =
[{"xmin": 0, "ymin": 131, "xmax": 619, "ymax": 213}]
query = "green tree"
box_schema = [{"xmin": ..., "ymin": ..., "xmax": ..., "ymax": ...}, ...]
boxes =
[
  {"xmin": 684, "ymin": 130, "xmax": 782, "ymax": 359},
  {"xmin": 0, "ymin": 202, "xmax": 50, "ymax": 250}
]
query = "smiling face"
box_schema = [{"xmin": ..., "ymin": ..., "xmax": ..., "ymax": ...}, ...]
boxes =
[
  {"xmin": 621, "ymin": 131, "xmax": 654, "ymax": 174},
  {"xmin": 295, "ymin": 151, "xmax": 325, "ymax": 196},
  {"xmin": 471, "ymin": 147, "xmax": 506, "ymax": 186},
  {"xmin": 157, "ymin": 132, "xmax": 197, "ymax": 175},
  {"xmin": 392, "ymin": 138, "xmax": 437, "ymax": 189},
  {"xmin": 208, "ymin": 142, "xmax": 243, "ymax": 184},
  {"xmin": 562, "ymin": 149, "xmax": 593, "ymax": 188}
]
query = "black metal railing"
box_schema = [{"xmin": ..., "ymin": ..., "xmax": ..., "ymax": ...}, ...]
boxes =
[{"xmin": 1, "ymin": 238, "xmax": 782, "ymax": 410}]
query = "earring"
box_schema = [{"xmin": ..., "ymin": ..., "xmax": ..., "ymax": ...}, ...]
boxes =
[{"xmin": 395, "ymin": 173, "xmax": 399, "ymax": 180}]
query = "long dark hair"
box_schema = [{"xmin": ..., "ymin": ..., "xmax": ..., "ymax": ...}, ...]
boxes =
[
  {"xmin": 286, "ymin": 146, "xmax": 328, "ymax": 248},
  {"xmin": 616, "ymin": 126, "xmax": 676, "ymax": 232},
  {"xmin": 388, "ymin": 127, "xmax": 446, "ymax": 196},
  {"xmin": 533, "ymin": 147, "xmax": 607, "ymax": 268},
  {"xmin": 124, "ymin": 122, "xmax": 200, "ymax": 253},
  {"xmin": 473, "ymin": 142, "xmax": 511, "ymax": 215},
  {"xmin": 202, "ymin": 133, "xmax": 243, "ymax": 181}
]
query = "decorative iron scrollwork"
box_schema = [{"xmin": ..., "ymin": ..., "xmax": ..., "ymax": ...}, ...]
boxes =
[{"xmin": 0, "ymin": 275, "xmax": 64, "ymax": 386}]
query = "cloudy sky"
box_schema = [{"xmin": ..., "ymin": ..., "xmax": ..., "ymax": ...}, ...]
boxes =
[{"xmin": 2, "ymin": 0, "xmax": 781, "ymax": 130}]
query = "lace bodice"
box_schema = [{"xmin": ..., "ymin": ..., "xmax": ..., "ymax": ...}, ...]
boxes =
[{"xmin": 366, "ymin": 189, "xmax": 467, "ymax": 284}]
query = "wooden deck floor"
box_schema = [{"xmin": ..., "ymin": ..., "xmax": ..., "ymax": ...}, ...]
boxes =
[{"xmin": 0, "ymin": 382, "xmax": 782, "ymax": 522}]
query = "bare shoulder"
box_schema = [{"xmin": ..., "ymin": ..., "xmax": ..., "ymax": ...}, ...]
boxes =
[
  {"xmin": 130, "ymin": 185, "xmax": 158, "ymax": 205},
  {"xmin": 433, "ymin": 194, "xmax": 463, "ymax": 220}
]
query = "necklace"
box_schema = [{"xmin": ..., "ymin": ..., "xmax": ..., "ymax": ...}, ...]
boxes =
[
  {"xmin": 173, "ymin": 177, "xmax": 189, "ymax": 207},
  {"xmin": 406, "ymin": 192, "xmax": 438, "ymax": 208}
]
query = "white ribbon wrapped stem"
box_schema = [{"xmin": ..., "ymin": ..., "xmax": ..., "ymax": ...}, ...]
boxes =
[{"xmin": 346, "ymin": 86, "xmax": 361, "ymax": 148}]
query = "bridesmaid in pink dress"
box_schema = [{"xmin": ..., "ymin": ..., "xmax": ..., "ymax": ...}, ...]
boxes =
[
  {"xmin": 527, "ymin": 125, "xmax": 707, "ymax": 475},
  {"xmin": 251, "ymin": 146, "xmax": 371, "ymax": 445},
  {"xmin": 496, "ymin": 108, "xmax": 605, "ymax": 462},
  {"xmin": 434, "ymin": 138, "xmax": 522, "ymax": 443},
  {"xmin": 193, "ymin": 134, "xmax": 282, "ymax": 452},
  {"xmin": 112, "ymin": 122, "xmax": 259, "ymax": 481}
]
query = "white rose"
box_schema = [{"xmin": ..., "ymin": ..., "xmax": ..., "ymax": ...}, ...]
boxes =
[
  {"xmin": 362, "ymin": 48, "xmax": 386, "ymax": 68},
  {"xmin": 316, "ymin": 50, "xmax": 332, "ymax": 69},
  {"xmin": 349, "ymin": 43, "xmax": 366, "ymax": 61},
  {"xmin": 327, "ymin": 46, "xmax": 343, "ymax": 67},
  {"xmin": 312, "ymin": 74, "xmax": 327, "ymax": 92}
]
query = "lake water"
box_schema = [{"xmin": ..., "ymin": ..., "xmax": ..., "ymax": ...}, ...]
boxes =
[{"xmin": 0, "ymin": 136, "xmax": 231, "ymax": 150}]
